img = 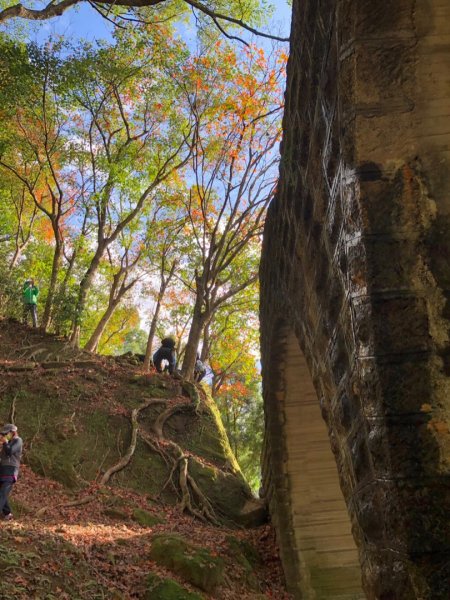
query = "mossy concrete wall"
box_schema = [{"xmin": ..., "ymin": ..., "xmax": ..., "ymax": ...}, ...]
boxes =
[{"xmin": 260, "ymin": 0, "xmax": 450, "ymax": 598}]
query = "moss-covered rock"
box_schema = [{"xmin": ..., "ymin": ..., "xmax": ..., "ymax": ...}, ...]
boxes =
[
  {"xmin": 183, "ymin": 389, "xmax": 242, "ymax": 473},
  {"xmin": 132, "ymin": 507, "xmax": 165, "ymax": 527},
  {"xmin": 149, "ymin": 534, "xmax": 225, "ymax": 593},
  {"xmin": 236, "ymin": 497, "xmax": 268, "ymax": 528},
  {"xmin": 188, "ymin": 459, "xmax": 254, "ymax": 525},
  {"xmin": 145, "ymin": 573, "xmax": 204, "ymax": 600}
]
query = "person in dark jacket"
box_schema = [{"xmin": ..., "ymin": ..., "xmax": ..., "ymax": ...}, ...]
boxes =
[
  {"xmin": 153, "ymin": 337, "xmax": 177, "ymax": 374},
  {"xmin": 0, "ymin": 424, "xmax": 23, "ymax": 521},
  {"xmin": 22, "ymin": 279, "xmax": 39, "ymax": 327}
]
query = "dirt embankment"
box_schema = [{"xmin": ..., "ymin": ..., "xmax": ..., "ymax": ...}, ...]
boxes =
[{"xmin": 0, "ymin": 319, "xmax": 291, "ymax": 599}]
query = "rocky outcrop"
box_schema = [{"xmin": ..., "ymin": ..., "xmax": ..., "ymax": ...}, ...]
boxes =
[{"xmin": 260, "ymin": 0, "xmax": 450, "ymax": 598}]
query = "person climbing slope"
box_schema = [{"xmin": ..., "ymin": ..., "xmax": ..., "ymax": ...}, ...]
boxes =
[
  {"xmin": 22, "ymin": 278, "xmax": 39, "ymax": 328},
  {"xmin": 0, "ymin": 424, "xmax": 23, "ymax": 521},
  {"xmin": 194, "ymin": 354, "xmax": 207, "ymax": 382},
  {"xmin": 153, "ymin": 337, "xmax": 177, "ymax": 375}
]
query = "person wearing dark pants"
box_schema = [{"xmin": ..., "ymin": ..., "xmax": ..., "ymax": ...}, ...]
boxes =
[
  {"xmin": 0, "ymin": 481, "xmax": 13, "ymax": 519},
  {"xmin": 22, "ymin": 279, "xmax": 39, "ymax": 328},
  {"xmin": 0, "ymin": 424, "xmax": 23, "ymax": 521}
]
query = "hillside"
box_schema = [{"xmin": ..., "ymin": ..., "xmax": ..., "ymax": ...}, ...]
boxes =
[{"xmin": 0, "ymin": 319, "xmax": 291, "ymax": 599}]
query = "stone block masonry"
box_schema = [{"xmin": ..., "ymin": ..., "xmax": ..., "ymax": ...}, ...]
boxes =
[{"xmin": 260, "ymin": 0, "xmax": 450, "ymax": 598}]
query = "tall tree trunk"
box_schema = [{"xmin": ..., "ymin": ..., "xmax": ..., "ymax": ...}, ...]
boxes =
[
  {"xmin": 181, "ymin": 293, "xmax": 209, "ymax": 379},
  {"xmin": 70, "ymin": 244, "xmax": 105, "ymax": 346},
  {"xmin": 9, "ymin": 247, "xmax": 22, "ymax": 271},
  {"xmin": 9, "ymin": 238, "xmax": 30, "ymax": 271},
  {"xmin": 41, "ymin": 239, "xmax": 62, "ymax": 330},
  {"xmin": 84, "ymin": 262, "xmax": 138, "ymax": 353},
  {"xmin": 84, "ymin": 296, "xmax": 122, "ymax": 353},
  {"xmin": 200, "ymin": 320, "xmax": 211, "ymax": 362},
  {"xmin": 143, "ymin": 261, "xmax": 177, "ymax": 371},
  {"xmin": 9, "ymin": 193, "xmax": 36, "ymax": 271},
  {"xmin": 143, "ymin": 299, "xmax": 162, "ymax": 371}
]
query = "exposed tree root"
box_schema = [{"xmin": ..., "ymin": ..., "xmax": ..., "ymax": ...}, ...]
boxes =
[
  {"xmin": 139, "ymin": 401, "xmax": 221, "ymax": 525},
  {"xmin": 9, "ymin": 392, "xmax": 17, "ymax": 423},
  {"xmin": 99, "ymin": 398, "xmax": 167, "ymax": 485},
  {"xmin": 34, "ymin": 387, "xmax": 221, "ymax": 526},
  {"xmin": 151, "ymin": 400, "xmax": 193, "ymax": 439},
  {"xmin": 157, "ymin": 442, "xmax": 220, "ymax": 524},
  {"xmin": 36, "ymin": 495, "xmax": 97, "ymax": 516},
  {"xmin": 187, "ymin": 467, "xmax": 220, "ymax": 525},
  {"xmin": 18, "ymin": 340, "xmax": 89, "ymax": 363}
]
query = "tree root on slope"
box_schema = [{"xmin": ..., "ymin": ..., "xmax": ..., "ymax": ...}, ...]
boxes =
[
  {"xmin": 99, "ymin": 398, "xmax": 168, "ymax": 485},
  {"xmin": 35, "ymin": 391, "xmax": 220, "ymax": 526},
  {"xmin": 105, "ymin": 394, "xmax": 220, "ymax": 525}
]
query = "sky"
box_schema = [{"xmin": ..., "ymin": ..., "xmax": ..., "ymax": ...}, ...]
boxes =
[{"xmin": 14, "ymin": 0, "xmax": 292, "ymax": 47}]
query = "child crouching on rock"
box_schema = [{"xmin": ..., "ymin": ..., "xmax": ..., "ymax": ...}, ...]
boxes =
[{"xmin": 153, "ymin": 337, "xmax": 177, "ymax": 375}]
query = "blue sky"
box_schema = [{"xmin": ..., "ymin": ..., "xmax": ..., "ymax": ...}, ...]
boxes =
[{"xmin": 16, "ymin": 0, "xmax": 292, "ymax": 47}]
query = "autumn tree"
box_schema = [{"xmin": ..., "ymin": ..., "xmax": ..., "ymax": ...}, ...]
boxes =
[
  {"xmin": 59, "ymin": 33, "xmax": 196, "ymax": 346},
  {"xmin": 173, "ymin": 41, "xmax": 284, "ymax": 377},
  {"xmin": 0, "ymin": 42, "xmax": 77, "ymax": 329}
]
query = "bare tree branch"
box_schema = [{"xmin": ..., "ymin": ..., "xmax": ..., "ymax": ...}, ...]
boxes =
[{"xmin": 0, "ymin": 0, "xmax": 290, "ymax": 44}]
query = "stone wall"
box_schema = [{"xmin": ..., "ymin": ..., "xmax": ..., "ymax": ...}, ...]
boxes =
[{"xmin": 260, "ymin": 0, "xmax": 450, "ymax": 598}]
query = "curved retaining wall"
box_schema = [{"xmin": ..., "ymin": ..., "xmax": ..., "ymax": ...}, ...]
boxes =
[{"xmin": 260, "ymin": 0, "xmax": 450, "ymax": 598}]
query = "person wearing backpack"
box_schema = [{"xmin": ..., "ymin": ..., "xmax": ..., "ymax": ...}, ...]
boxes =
[
  {"xmin": 0, "ymin": 424, "xmax": 23, "ymax": 522},
  {"xmin": 153, "ymin": 337, "xmax": 177, "ymax": 375},
  {"xmin": 22, "ymin": 279, "xmax": 39, "ymax": 328}
]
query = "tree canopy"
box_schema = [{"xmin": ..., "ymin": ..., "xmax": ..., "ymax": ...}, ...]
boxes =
[
  {"xmin": 0, "ymin": 3, "xmax": 288, "ymax": 487},
  {"xmin": 0, "ymin": 0, "xmax": 289, "ymax": 43}
]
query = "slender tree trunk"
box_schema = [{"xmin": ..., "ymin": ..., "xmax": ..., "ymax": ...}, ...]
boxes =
[
  {"xmin": 9, "ymin": 247, "xmax": 22, "ymax": 271},
  {"xmin": 84, "ymin": 297, "xmax": 122, "ymax": 353},
  {"xmin": 70, "ymin": 244, "xmax": 105, "ymax": 346},
  {"xmin": 9, "ymin": 238, "xmax": 30, "ymax": 271},
  {"xmin": 200, "ymin": 320, "xmax": 211, "ymax": 362},
  {"xmin": 181, "ymin": 293, "xmax": 209, "ymax": 379},
  {"xmin": 233, "ymin": 409, "xmax": 238, "ymax": 460},
  {"xmin": 143, "ymin": 261, "xmax": 177, "ymax": 371},
  {"xmin": 84, "ymin": 260, "xmax": 138, "ymax": 352},
  {"xmin": 41, "ymin": 239, "xmax": 62, "ymax": 330},
  {"xmin": 143, "ymin": 299, "xmax": 162, "ymax": 371},
  {"xmin": 8, "ymin": 194, "xmax": 33, "ymax": 271}
]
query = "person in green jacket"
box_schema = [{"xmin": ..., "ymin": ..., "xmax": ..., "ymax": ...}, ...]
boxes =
[{"xmin": 22, "ymin": 279, "xmax": 39, "ymax": 328}]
